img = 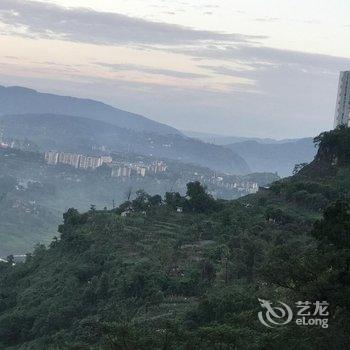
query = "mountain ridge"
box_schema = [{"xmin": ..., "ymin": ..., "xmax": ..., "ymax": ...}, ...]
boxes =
[
  {"xmin": 183, "ymin": 130, "xmax": 308, "ymax": 145},
  {"xmin": 0, "ymin": 85, "xmax": 179, "ymax": 135},
  {"xmin": 0, "ymin": 113, "xmax": 250, "ymax": 174},
  {"xmin": 226, "ymin": 138, "xmax": 316, "ymax": 176}
]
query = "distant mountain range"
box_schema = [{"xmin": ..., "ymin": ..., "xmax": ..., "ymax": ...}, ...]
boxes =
[
  {"xmin": 0, "ymin": 113, "xmax": 250, "ymax": 174},
  {"xmin": 183, "ymin": 130, "xmax": 301, "ymax": 145},
  {"xmin": 0, "ymin": 85, "xmax": 178, "ymax": 135},
  {"xmin": 0, "ymin": 85, "xmax": 316, "ymax": 176},
  {"xmin": 0, "ymin": 85, "xmax": 252, "ymax": 174},
  {"xmin": 184, "ymin": 130, "xmax": 317, "ymax": 176},
  {"xmin": 226, "ymin": 138, "xmax": 316, "ymax": 176}
]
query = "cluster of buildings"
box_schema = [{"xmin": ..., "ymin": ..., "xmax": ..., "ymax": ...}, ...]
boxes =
[
  {"xmin": 44, "ymin": 151, "xmax": 168, "ymax": 178},
  {"xmin": 208, "ymin": 175, "xmax": 259, "ymax": 194},
  {"xmin": 44, "ymin": 151, "xmax": 113, "ymax": 169},
  {"xmin": 223, "ymin": 180, "xmax": 259, "ymax": 194},
  {"xmin": 111, "ymin": 161, "xmax": 168, "ymax": 178}
]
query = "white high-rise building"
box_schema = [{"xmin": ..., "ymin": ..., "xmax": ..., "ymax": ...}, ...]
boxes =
[
  {"xmin": 45, "ymin": 151, "xmax": 59, "ymax": 165},
  {"xmin": 334, "ymin": 71, "xmax": 350, "ymax": 128}
]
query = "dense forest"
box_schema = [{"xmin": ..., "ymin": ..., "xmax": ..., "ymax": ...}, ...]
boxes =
[{"xmin": 1, "ymin": 126, "xmax": 350, "ymax": 349}]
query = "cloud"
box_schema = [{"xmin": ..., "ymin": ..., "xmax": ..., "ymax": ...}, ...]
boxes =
[
  {"xmin": 254, "ymin": 17, "xmax": 280, "ymax": 22},
  {"xmin": 197, "ymin": 45, "xmax": 350, "ymax": 103},
  {"xmin": 0, "ymin": 0, "xmax": 264, "ymax": 46},
  {"xmin": 176, "ymin": 44, "xmax": 350, "ymax": 72},
  {"xmin": 181, "ymin": 45, "xmax": 350, "ymax": 137},
  {"xmin": 0, "ymin": 53, "xmax": 341, "ymax": 139},
  {"xmin": 199, "ymin": 65, "xmax": 248, "ymax": 77},
  {"xmin": 4, "ymin": 55, "xmax": 20, "ymax": 60},
  {"xmin": 0, "ymin": 0, "xmax": 348, "ymax": 139},
  {"xmin": 95, "ymin": 62, "xmax": 208, "ymax": 79}
]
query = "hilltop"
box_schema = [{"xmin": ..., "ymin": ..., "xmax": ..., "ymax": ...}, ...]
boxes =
[
  {"xmin": 0, "ymin": 85, "xmax": 178, "ymax": 135},
  {"xmin": 0, "ymin": 127, "xmax": 350, "ymax": 349}
]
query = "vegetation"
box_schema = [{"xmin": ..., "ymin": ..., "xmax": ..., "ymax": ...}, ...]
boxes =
[
  {"xmin": 1, "ymin": 113, "xmax": 250, "ymax": 174},
  {"xmin": 0, "ymin": 147, "xmax": 275, "ymax": 256},
  {"xmin": 1, "ymin": 127, "xmax": 350, "ymax": 349}
]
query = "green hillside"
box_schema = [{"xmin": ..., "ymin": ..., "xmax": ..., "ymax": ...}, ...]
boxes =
[
  {"xmin": 1, "ymin": 127, "xmax": 350, "ymax": 349},
  {"xmin": 0, "ymin": 113, "xmax": 250, "ymax": 174},
  {"xmin": 0, "ymin": 148, "xmax": 272, "ymax": 256}
]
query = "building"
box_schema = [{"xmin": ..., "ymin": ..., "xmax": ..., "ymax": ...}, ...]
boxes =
[
  {"xmin": 150, "ymin": 161, "xmax": 167, "ymax": 173},
  {"xmin": 58, "ymin": 152, "xmax": 81, "ymax": 168},
  {"xmin": 0, "ymin": 123, "xmax": 4, "ymax": 144},
  {"xmin": 44, "ymin": 150, "xmax": 167, "ymax": 178},
  {"xmin": 334, "ymin": 71, "xmax": 350, "ymax": 128},
  {"xmin": 79, "ymin": 155, "xmax": 102, "ymax": 169},
  {"xmin": 44, "ymin": 151, "xmax": 108, "ymax": 170},
  {"xmin": 0, "ymin": 123, "xmax": 10, "ymax": 149},
  {"xmin": 45, "ymin": 151, "xmax": 59, "ymax": 165},
  {"xmin": 111, "ymin": 165, "xmax": 132, "ymax": 178},
  {"xmin": 135, "ymin": 166, "xmax": 147, "ymax": 177},
  {"xmin": 100, "ymin": 156, "xmax": 113, "ymax": 164},
  {"xmin": 0, "ymin": 141, "xmax": 9, "ymax": 149}
]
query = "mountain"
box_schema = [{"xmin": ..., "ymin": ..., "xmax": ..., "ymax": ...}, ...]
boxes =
[
  {"xmin": 183, "ymin": 130, "xmax": 302, "ymax": 145},
  {"xmin": 226, "ymin": 138, "xmax": 316, "ymax": 176},
  {"xmin": 0, "ymin": 127, "xmax": 349, "ymax": 349},
  {"xmin": 0, "ymin": 85, "xmax": 179, "ymax": 135},
  {"xmin": 0, "ymin": 113, "xmax": 250, "ymax": 174},
  {"xmin": 183, "ymin": 130, "xmax": 317, "ymax": 176}
]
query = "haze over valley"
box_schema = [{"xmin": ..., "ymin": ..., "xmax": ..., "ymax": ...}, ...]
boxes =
[{"xmin": 0, "ymin": 85, "xmax": 284, "ymax": 255}]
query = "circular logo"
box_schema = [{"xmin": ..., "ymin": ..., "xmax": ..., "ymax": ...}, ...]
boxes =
[{"xmin": 258, "ymin": 298, "xmax": 293, "ymax": 328}]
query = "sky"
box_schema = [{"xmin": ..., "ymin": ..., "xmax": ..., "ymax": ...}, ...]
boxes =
[{"xmin": 0, "ymin": 0, "xmax": 350, "ymax": 138}]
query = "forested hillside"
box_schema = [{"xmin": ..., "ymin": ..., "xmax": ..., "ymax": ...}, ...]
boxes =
[
  {"xmin": 1, "ymin": 127, "xmax": 350, "ymax": 349},
  {"xmin": 0, "ymin": 113, "xmax": 250, "ymax": 174},
  {"xmin": 0, "ymin": 148, "xmax": 269, "ymax": 256}
]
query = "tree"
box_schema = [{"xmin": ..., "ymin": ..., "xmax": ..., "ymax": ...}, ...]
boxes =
[
  {"xmin": 293, "ymin": 162, "xmax": 308, "ymax": 175},
  {"xmin": 6, "ymin": 255, "xmax": 14, "ymax": 265},
  {"xmin": 312, "ymin": 200, "xmax": 350, "ymax": 249},
  {"xmin": 186, "ymin": 181, "xmax": 218, "ymax": 213},
  {"xmin": 60, "ymin": 208, "xmax": 81, "ymax": 228},
  {"xmin": 186, "ymin": 181, "xmax": 207, "ymax": 199},
  {"xmin": 261, "ymin": 200, "xmax": 350, "ymax": 347},
  {"xmin": 97, "ymin": 273, "xmax": 110, "ymax": 298},
  {"xmin": 165, "ymin": 191, "xmax": 184, "ymax": 209},
  {"xmin": 149, "ymin": 194, "xmax": 162, "ymax": 207},
  {"xmin": 132, "ymin": 190, "xmax": 150, "ymax": 211}
]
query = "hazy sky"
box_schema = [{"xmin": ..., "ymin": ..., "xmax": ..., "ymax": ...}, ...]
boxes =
[{"xmin": 1, "ymin": 0, "xmax": 350, "ymax": 138}]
